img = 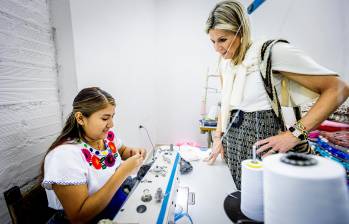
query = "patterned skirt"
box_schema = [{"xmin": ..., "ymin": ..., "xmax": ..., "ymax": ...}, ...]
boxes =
[{"xmin": 222, "ymin": 109, "xmax": 281, "ymax": 190}]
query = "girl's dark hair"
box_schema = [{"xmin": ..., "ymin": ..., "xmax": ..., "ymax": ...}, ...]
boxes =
[{"xmin": 39, "ymin": 87, "xmax": 115, "ymax": 180}]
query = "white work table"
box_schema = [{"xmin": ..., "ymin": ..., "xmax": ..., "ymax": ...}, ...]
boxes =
[
  {"xmin": 117, "ymin": 145, "xmax": 237, "ymax": 224},
  {"xmin": 172, "ymin": 146, "xmax": 236, "ymax": 224}
]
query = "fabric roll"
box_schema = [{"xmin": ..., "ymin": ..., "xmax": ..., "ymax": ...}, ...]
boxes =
[
  {"xmin": 320, "ymin": 131, "xmax": 349, "ymax": 148},
  {"xmin": 318, "ymin": 120, "xmax": 349, "ymax": 132}
]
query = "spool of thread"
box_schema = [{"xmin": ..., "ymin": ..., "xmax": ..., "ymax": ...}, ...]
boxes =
[
  {"xmin": 263, "ymin": 153, "xmax": 349, "ymax": 224},
  {"xmin": 240, "ymin": 159, "xmax": 264, "ymax": 222}
]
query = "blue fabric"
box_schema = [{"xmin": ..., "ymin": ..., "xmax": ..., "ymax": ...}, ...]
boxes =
[
  {"xmin": 92, "ymin": 186, "xmax": 128, "ymax": 222},
  {"xmin": 47, "ymin": 181, "xmax": 130, "ymax": 224},
  {"xmin": 47, "ymin": 188, "xmax": 128, "ymax": 224}
]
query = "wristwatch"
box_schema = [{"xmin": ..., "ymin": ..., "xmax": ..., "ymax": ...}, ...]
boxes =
[{"xmin": 288, "ymin": 123, "xmax": 308, "ymax": 141}]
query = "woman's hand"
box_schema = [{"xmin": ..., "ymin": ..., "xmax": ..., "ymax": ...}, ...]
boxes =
[
  {"xmin": 119, "ymin": 154, "xmax": 143, "ymax": 175},
  {"xmin": 205, "ymin": 138, "xmax": 224, "ymax": 165},
  {"xmin": 255, "ymin": 131, "xmax": 300, "ymax": 157}
]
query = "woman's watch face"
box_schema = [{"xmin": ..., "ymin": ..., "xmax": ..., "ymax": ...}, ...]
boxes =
[{"xmin": 298, "ymin": 133, "xmax": 306, "ymax": 141}]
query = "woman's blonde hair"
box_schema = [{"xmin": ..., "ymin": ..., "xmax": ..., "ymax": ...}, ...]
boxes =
[{"xmin": 205, "ymin": 0, "xmax": 251, "ymax": 65}]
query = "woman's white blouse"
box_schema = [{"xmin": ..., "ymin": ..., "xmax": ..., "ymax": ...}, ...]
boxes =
[{"xmin": 222, "ymin": 42, "xmax": 337, "ymax": 112}]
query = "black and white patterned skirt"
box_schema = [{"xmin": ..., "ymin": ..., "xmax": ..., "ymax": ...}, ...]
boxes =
[{"xmin": 222, "ymin": 109, "xmax": 281, "ymax": 190}]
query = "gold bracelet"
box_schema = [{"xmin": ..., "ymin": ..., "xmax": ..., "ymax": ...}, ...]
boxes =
[
  {"xmin": 288, "ymin": 120, "xmax": 309, "ymax": 141},
  {"xmin": 295, "ymin": 120, "xmax": 309, "ymax": 134},
  {"xmin": 295, "ymin": 120, "xmax": 305, "ymax": 131}
]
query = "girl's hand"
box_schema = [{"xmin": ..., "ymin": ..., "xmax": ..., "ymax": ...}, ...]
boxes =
[
  {"xmin": 119, "ymin": 154, "xmax": 143, "ymax": 175},
  {"xmin": 129, "ymin": 147, "xmax": 147, "ymax": 159},
  {"xmin": 255, "ymin": 131, "xmax": 300, "ymax": 157},
  {"xmin": 205, "ymin": 138, "xmax": 224, "ymax": 165}
]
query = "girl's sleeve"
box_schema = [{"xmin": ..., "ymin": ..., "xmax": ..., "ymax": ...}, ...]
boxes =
[{"xmin": 42, "ymin": 145, "xmax": 88, "ymax": 190}]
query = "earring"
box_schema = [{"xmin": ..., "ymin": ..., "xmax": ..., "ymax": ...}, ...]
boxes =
[{"xmin": 78, "ymin": 117, "xmax": 84, "ymax": 126}]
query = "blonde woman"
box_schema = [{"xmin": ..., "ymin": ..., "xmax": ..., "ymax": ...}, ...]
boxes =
[{"xmin": 205, "ymin": 0, "xmax": 349, "ymax": 190}]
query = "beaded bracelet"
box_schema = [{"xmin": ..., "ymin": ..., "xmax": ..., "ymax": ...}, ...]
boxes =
[
  {"xmin": 288, "ymin": 120, "xmax": 309, "ymax": 141},
  {"xmin": 119, "ymin": 147, "xmax": 126, "ymax": 158}
]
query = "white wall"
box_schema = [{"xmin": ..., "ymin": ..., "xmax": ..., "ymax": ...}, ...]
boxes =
[
  {"xmin": 0, "ymin": 0, "xmax": 61, "ymax": 222},
  {"xmin": 68, "ymin": 0, "xmax": 216, "ymax": 148},
  {"xmin": 66, "ymin": 0, "xmax": 347, "ymax": 149},
  {"xmin": 249, "ymin": 0, "xmax": 348, "ymax": 81},
  {"xmin": 49, "ymin": 0, "xmax": 78, "ymax": 119},
  {"xmin": 152, "ymin": 0, "xmax": 217, "ymax": 144},
  {"xmin": 68, "ymin": 0, "xmax": 159, "ymax": 149},
  {"xmin": 344, "ymin": 0, "xmax": 349, "ymax": 83}
]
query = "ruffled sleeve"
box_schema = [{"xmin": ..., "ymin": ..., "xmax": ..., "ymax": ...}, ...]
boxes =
[{"xmin": 42, "ymin": 144, "xmax": 88, "ymax": 190}]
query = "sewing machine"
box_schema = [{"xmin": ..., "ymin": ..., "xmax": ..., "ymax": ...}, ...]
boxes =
[{"xmin": 113, "ymin": 147, "xmax": 180, "ymax": 224}]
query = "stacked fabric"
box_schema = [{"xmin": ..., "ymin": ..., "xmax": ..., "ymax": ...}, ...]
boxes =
[
  {"xmin": 310, "ymin": 136, "xmax": 349, "ymax": 186},
  {"xmin": 301, "ymin": 98, "xmax": 349, "ymax": 124},
  {"xmin": 303, "ymin": 99, "xmax": 349, "ymax": 185}
]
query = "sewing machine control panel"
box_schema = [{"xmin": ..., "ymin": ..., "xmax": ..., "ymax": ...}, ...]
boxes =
[{"xmin": 113, "ymin": 148, "xmax": 180, "ymax": 224}]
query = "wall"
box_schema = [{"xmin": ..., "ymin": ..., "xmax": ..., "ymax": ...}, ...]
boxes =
[
  {"xmin": 68, "ymin": 0, "xmax": 216, "ymax": 148},
  {"xmin": 249, "ymin": 0, "xmax": 347, "ymax": 81},
  {"xmin": 344, "ymin": 0, "xmax": 349, "ymax": 83},
  {"xmin": 0, "ymin": 0, "xmax": 62, "ymax": 222},
  {"xmin": 153, "ymin": 0, "xmax": 217, "ymax": 144},
  {"xmin": 49, "ymin": 0, "xmax": 78, "ymax": 119},
  {"xmin": 69, "ymin": 0, "xmax": 161, "ymax": 148}
]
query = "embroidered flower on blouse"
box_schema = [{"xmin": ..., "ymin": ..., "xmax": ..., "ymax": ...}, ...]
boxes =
[
  {"xmin": 104, "ymin": 153, "xmax": 116, "ymax": 167},
  {"xmin": 107, "ymin": 131, "xmax": 115, "ymax": 141},
  {"xmin": 92, "ymin": 155, "xmax": 102, "ymax": 169},
  {"xmin": 81, "ymin": 148, "xmax": 92, "ymax": 162},
  {"xmin": 108, "ymin": 142, "xmax": 117, "ymax": 153},
  {"xmin": 80, "ymin": 130, "xmax": 119, "ymax": 170}
]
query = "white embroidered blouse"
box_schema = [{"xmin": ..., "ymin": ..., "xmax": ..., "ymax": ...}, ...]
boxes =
[{"xmin": 42, "ymin": 130, "xmax": 123, "ymax": 210}]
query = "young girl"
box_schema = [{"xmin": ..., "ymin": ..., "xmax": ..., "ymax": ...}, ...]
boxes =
[{"xmin": 41, "ymin": 87, "xmax": 146, "ymax": 223}]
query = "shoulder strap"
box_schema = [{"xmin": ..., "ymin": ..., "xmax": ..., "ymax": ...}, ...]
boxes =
[
  {"xmin": 259, "ymin": 39, "xmax": 296, "ymax": 130},
  {"xmin": 260, "ymin": 40, "xmax": 311, "ymax": 153}
]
